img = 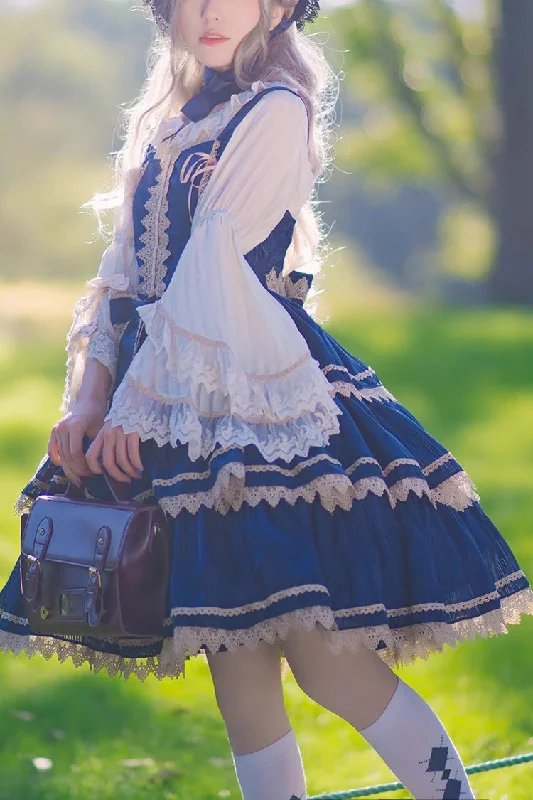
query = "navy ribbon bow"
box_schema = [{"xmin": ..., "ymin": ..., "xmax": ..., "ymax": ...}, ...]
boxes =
[{"xmin": 181, "ymin": 65, "xmax": 240, "ymax": 123}]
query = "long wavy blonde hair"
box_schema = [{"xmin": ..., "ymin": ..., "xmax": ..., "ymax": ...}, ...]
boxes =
[{"xmin": 85, "ymin": 0, "xmax": 339, "ymax": 316}]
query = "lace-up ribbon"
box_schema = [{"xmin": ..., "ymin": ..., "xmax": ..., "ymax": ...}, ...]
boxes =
[{"xmin": 180, "ymin": 146, "xmax": 220, "ymax": 222}]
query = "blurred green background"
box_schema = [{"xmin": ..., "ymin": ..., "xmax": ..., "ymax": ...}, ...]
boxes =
[{"xmin": 1, "ymin": 1, "xmax": 533, "ymax": 798}]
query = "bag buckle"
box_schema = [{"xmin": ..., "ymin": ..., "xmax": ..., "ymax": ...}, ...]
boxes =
[
  {"xmin": 23, "ymin": 554, "xmax": 43, "ymax": 608},
  {"xmin": 85, "ymin": 567, "xmax": 104, "ymax": 627},
  {"xmin": 23, "ymin": 515, "xmax": 53, "ymax": 611},
  {"xmin": 88, "ymin": 566, "xmax": 102, "ymax": 589}
]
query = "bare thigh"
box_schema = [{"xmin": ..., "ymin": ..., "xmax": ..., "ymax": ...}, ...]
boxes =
[
  {"xmin": 206, "ymin": 639, "xmax": 292, "ymax": 756},
  {"xmin": 281, "ymin": 626, "xmax": 399, "ymax": 730}
]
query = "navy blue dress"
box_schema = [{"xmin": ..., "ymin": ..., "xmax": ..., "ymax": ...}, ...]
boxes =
[{"xmin": 1, "ymin": 85, "xmax": 532, "ymax": 681}]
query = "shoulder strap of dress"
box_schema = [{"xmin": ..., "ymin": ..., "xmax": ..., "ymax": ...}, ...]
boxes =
[{"xmin": 216, "ymin": 85, "xmax": 302, "ymax": 155}]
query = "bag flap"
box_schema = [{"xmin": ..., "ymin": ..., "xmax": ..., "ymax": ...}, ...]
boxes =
[{"xmin": 21, "ymin": 495, "xmax": 140, "ymax": 570}]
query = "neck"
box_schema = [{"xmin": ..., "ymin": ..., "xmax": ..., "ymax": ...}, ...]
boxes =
[{"xmin": 204, "ymin": 64, "xmax": 235, "ymax": 81}]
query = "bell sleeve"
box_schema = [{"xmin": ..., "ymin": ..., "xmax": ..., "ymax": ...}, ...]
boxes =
[
  {"xmin": 60, "ymin": 169, "xmax": 140, "ymax": 413},
  {"xmin": 104, "ymin": 89, "xmax": 342, "ymax": 463}
]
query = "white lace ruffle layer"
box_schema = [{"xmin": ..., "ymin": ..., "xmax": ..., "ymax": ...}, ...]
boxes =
[{"xmin": 105, "ymin": 209, "xmax": 342, "ymax": 463}]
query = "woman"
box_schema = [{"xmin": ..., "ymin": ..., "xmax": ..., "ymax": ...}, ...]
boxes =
[{"xmin": 1, "ymin": 1, "xmax": 532, "ymax": 797}]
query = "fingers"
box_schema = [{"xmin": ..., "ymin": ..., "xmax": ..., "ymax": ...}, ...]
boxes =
[
  {"xmin": 83, "ymin": 423, "xmax": 144, "ymax": 483},
  {"xmin": 56, "ymin": 425, "xmax": 84, "ymax": 488},
  {"xmin": 127, "ymin": 434, "xmax": 144, "ymax": 474},
  {"xmin": 68, "ymin": 426, "xmax": 93, "ymax": 478},
  {"xmin": 101, "ymin": 434, "xmax": 126, "ymax": 483},
  {"xmin": 86, "ymin": 435, "xmax": 104, "ymax": 475},
  {"xmin": 49, "ymin": 417, "xmax": 94, "ymax": 487},
  {"xmin": 48, "ymin": 426, "xmax": 61, "ymax": 467},
  {"xmin": 100, "ymin": 427, "xmax": 137, "ymax": 483},
  {"xmin": 116, "ymin": 433, "xmax": 142, "ymax": 480}
]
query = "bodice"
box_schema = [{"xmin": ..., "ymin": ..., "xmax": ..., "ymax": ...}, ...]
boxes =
[{"xmin": 131, "ymin": 87, "xmax": 310, "ymax": 302}]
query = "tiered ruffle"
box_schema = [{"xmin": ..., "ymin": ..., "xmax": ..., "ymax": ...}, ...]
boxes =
[{"xmin": 105, "ymin": 210, "xmax": 342, "ymax": 462}]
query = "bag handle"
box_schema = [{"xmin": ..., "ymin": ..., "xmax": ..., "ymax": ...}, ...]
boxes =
[{"xmin": 64, "ymin": 459, "xmax": 134, "ymax": 504}]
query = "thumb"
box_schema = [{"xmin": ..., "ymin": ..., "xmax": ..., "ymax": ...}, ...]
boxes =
[{"xmin": 48, "ymin": 430, "xmax": 61, "ymax": 466}]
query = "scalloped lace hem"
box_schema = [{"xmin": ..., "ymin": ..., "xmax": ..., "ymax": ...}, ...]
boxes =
[
  {"xmin": 2, "ymin": 586, "xmax": 532, "ymax": 682},
  {"xmin": 12, "ymin": 459, "xmax": 479, "ymax": 518},
  {"xmin": 156, "ymin": 464, "xmax": 479, "ymax": 516}
]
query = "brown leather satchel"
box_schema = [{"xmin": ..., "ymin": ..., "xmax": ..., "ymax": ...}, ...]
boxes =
[{"xmin": 20, "ymin": 470, "xmax": 170, "ymax": 639}]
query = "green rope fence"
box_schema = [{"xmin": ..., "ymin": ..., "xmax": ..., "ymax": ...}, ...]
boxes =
[{"xmin": 308, "ymin": 750, "xmax": 533, "ymax": 799}]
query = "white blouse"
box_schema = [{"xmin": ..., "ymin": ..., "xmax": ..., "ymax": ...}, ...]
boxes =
[{"xmin": 62, "ymin": 83, "xmax": 343, "ymax": 464}]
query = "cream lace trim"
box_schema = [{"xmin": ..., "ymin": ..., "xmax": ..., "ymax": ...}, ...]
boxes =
[
  {"xmin": 104, "ymin": 293, "xmax": 344, "ymax": 462},
  {"xmin": 136, "ymin": 80, "xmax": 285, "ymax": 300},
  {"xmin": 323, "ymin": 365, "xmax": 376, "ymax": 381},
  {"xmin": 85, "ymin": 329, "xmax": 120, "ymax": 383},
  {"xmin": 12, "ymin": 450, "xmax": 479, "ymax": 518},
  {"xmin": 2, "ymin": 583, "xmax": 531, "ymax": 682},
  {"xmin": 106, "ymin": 370, "xmax": 343, "ymax": 463},
  {"xmin": 163, "ymin": 570, "xmax": 526, "ymax": 620},
  {"xmin": 14, "ymin": 473, "xmax": 68, "ymax": 516},
  {"xmin": 156, "ymin": 462, "xmax": 479, "ymax": 517},
  {"xmin": 150, "ymin": 450, "xmax": 478, "ymax": 516},
  {"xmin": 136, "ymin": 142, "xmax": 173, "ymax": 299},
  {"xmin": 265, "ymin": 267, "xmax": 311, "ymax": 304},
  {"xmin": 328, "ymin": 381, "xmax": 396, "ymax": 402}
]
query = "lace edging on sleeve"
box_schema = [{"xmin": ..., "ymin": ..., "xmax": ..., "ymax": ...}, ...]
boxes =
[
  {"xmin": 60, "ymin": 169, "xmax": 140, "ymax": 412},
  {"xmin": 104, "ymin": 209, "xmax": 342, "ymax": 462}
]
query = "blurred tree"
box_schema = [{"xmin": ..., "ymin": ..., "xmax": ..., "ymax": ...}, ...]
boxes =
[
  {"xmin": 491, "ymin": 1, "xmax": 533, "ymax": 304},
  {"xmin": 0, "ymin": 0, "xmax": 150, "ymax": 281},
  {"xmin": 334, "ymin": 0, "xmax": 533, "ymax": 304}
]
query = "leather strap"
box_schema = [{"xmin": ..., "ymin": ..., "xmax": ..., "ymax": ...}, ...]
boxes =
[
  {"xmin": 23, "ymin": 515, "xmax": 53, "ymax": 607},
  {"xmin": 65, "ymin": 466, "xmax": 133, "ymax": 504},
  {"xmin": 84, "ymin": 525, "xmax": 111, "ymax": 627}
]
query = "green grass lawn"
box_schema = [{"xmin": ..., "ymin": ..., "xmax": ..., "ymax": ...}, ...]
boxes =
[{"xmin": 1, "ymin": 287, "xmax": 533, "ymax": 799}]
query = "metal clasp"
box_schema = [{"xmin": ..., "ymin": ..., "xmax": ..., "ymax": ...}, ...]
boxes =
[{"xmin": 88, "ymin": 567, "xmax": 102, "ymax": 589}]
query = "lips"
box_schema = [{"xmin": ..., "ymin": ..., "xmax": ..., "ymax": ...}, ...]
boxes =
[{"xmin": 200, "ymin": 32, "xmax": 229, "ymax": 43}]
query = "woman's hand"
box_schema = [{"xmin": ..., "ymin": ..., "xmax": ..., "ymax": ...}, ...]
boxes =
[
  {"xmin": 48, "ymin": 399, "xmax": 108, "ymax": 488},
  {"xmin": 85, "ymin": 420, "xmax": 144, "ymax": 484}
]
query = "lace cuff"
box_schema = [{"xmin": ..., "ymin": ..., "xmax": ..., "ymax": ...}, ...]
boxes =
[
  {"xmin": 85, "ymin": 293, "xmax": 122, "ymax": 382},
  {"xmin": 105, "ymin": 210, "xmax": 342, "ymax": 462}
]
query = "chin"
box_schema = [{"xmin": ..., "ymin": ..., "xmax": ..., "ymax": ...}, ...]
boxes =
[{"xmin": 196, "ymin": 44, "xmax": 235, "ymax": 71}]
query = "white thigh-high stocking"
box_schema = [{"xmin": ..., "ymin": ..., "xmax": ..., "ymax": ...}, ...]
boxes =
[
  {"xmin": 281, "ymin": 627, "xmax": 475, "ymax": 800},
  {"xmin": 232, "ymin": 728, "xmax": 307, "ymax": 800}
]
